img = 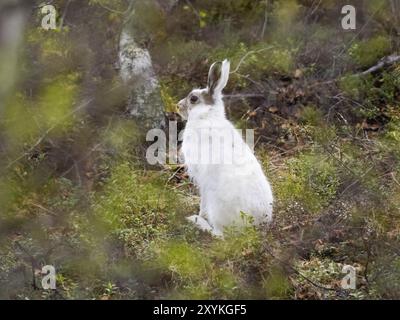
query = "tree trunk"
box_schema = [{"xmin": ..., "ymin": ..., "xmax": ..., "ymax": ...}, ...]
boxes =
[
  {"xmin": 119, "ymin": 30, "xmax": 165, "ymax": 129},
  {"xmin": 0, "ymin": 0, "xmax": 30, "ymax": 110},
  {"xmin": 118, "ymin": 0, "xmax": 178, "ymax": 130}
]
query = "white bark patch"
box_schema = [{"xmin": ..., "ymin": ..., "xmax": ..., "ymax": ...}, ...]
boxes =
[
  {"xmin": 0, "ymin": 3, "xmax": 28, "ymax": 109},
  {"xmin": 118, "ymin": 31, "xmax": 165, "ymax": 127}
]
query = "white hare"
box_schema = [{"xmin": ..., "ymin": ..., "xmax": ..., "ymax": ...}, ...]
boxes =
[{"xmin": 177, "ymin": 59, "xmax": 273, "ymax": 236}]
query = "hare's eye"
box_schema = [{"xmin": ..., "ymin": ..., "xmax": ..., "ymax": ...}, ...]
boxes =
[{"xmin": 190, "ymin": 95, "xmax": 199, "ymax": 104}]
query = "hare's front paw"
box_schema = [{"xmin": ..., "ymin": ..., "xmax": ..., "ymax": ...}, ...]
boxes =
[
  {"xmin": 186, "ymin": 215, "xmax": 213, "ymax": 232},
  {"xmin": 186, "ymin": 215, "xmax": 223, "ymax": 237}
]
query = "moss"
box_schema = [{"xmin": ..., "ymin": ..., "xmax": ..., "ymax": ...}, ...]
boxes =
[
  {"xmin": 209, "ymin": 39, "xmax": 297, "ymax": 84},
  {"xmin": 92, "ymin": 162, "xmax": 190, "ymax": 257},
  {"xmin": 130, "ymin": 0, "xmax": 167, "ymax": 44},
  {"xmin": 145, "ymin": 224, "xmax": 264, "ymax": 299},
  {"xmin": 384, "ymin": 119, "xmax": 400, "ymax": 154},
  {"xmin": 339, "ymin": 74, "xmax": 366, "ymax": 99},
  {"xmin": 337, "ymin": 142, "xmax": 383, "ymax": 196},
  {"xmin": 2, "ymin": 73, "xmax": 79, "ymax": 153},
  {"xmin": 300, "ymin": 105, "xmax": 324, "ymax": 127},
  {"xmin": 210, "ymin": 223, "xmax": 262, "ymax": 262},
  {"xmin": 177, "ymin": 283, "xmax": 213, "ymax": 300},
  {"xmin": 2, "ymin": 95, "xmax": 39, "ymax": 149},
  {"xmin": 155, "ymin": 241, "xmax": 209, "ymax": 280},
  {"xmin": 101, "ymin": 119, "xmax": 141, "ymax": 154},
  {"xmin": 340, "ymin": 69, "xmax": 399, "ymax": 120},
  {"xmin": 160, "ymin": 84, "xmax": 178, "ymax": 113},
  {"xmin": 275, "ymin": 151, "xmax": 339, "ymax": 213},
  {"xmin": 371, "ymin": 256, "xmax": 400, "ymax": 299},
  {"xmin": 273, "ymin": 0, "xmax": 301, "ymax": 30},
  {"xmin": 0, "ymin": 246, "xmax": 18, "ymax": 280},
  {"xmin": 37, "ymin": 74, "xmax": 79, "ymax": 134},
  {"xmin": 212, "ymin": 268, "xmax": 240, "ymax": 297},
  {"xmin": 300, "ymin": 105, "xmax": 337, "ymax": 146}
]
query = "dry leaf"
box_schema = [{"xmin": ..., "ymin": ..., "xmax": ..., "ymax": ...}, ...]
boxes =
[
  {"xmin": 294, "ymin": 69, "xmax": 303, "ymax": 79},
  {"xmin": 268, "ymin": 106, "xmax": 278, "ymax": 113}
]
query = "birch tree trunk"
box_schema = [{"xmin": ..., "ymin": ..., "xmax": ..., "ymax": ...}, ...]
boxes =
[
  {"xmin": 0, "ymin": 0, "xmax": 30, "ymax": 110},
  {"xmin": 118, "ymin": 0, "xmax": 177, "ymax": 129},
  {"xmin": 119, "ymin": 30, "xmax": 165, "ymax": 129}
]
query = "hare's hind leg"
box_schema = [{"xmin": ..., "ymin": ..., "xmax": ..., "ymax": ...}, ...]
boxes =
[{"xmin": 199, "ymin": 197, "xmax": 208, "ymax": 219}]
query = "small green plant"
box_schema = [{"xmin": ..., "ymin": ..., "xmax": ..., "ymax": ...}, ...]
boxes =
[
  {"xmin": 275, "ymin": 151, "xmax": 339, "ymax": 213},
  {"xmin": 349, "ymin": 35, "xmax": 391, "ymax": 68},
  {"xmin": 339, "ymin": 74, "xmax": 366, "ymax": 99},
  {"xmin": 102, "ymin": 281, "xmax": 119, "ymax": 298},
  {"xmin": 155, "ymin": 241, "xmax": 209, "ymax": 280},
  {"xmin": 92, "ymin": 162, "xmax": 191, "ymax": 257},
  {"xmin": 263, "ymin": 266, "xmax": 292, "ymax": 299}
]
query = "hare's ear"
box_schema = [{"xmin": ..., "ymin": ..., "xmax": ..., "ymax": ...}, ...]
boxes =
[
  {"xmin": 207, "ymin": 59, "xmax": 230, "ymax": 97},
  {"xmin": 207, "ymin": 61, "xmax": 221, "ymax": 96}
]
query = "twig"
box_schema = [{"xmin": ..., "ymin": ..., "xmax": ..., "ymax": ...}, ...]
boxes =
[
  {"xmin": 391, "ymin": 172, "xmax": 400, "ymax": 188},
  {"xmin": 28, "ymin": 201, "xmax": 57, "ymax": 216},
  {"xmin": 60, "ymin": 142, "xmax": 103, "ymax": 178},
  {"xmin": 6, "ymin": 84, "xmax": 122, "ymax": 169},
  {"xmin": 358, "ymin": 54, "xmax": 400, "ymax": 76},
  {"xmin": 362, "ymin": 237, "xmax": 371, "ymax": 286},
  {"xmin": 14, "ymin": 241, "xmax": 38, "ymax": 289},
  {"xmin": 263, "ymin": 243, "xmax": 344, "ymax": 294},
  {"xmin": 96, "ymin": 2, "xmax": 128, "ymax": 15},
  {"xmin": 339, "ymin": 165, "xmax": 375, "ymax": 196},
  {"xmin": 305, "ymin": 0, "xmax": 321, "ymax": 22},
  {"xmin": 33, "ymin": 1, "xmax": 55, "ymax": 9},
  {"xmin": 230, "ymin": 46, "xmax": 274, "ymax": 74},
  {"xmin": 165, "ymin": 164, "xmax": 185, "ymax": 185},
  {"xmin": 336, "ymin": 2, "xmax": 386, "ymax": 59},
  {"xmin": 234, "ymin": 73, "xmax": 268, "ymax": 93},
  {"xmin": 224, "ymin": 93, "xmax": 266, "ymax": 99},
  {"xmin": 307, "ymin": 54, "xmax": 400, "ymax": 89},
  {"xmin": 59, "ymin": 0, "xmax": 72, "ymax": 29},
  {"xmin": 5, "ymin": 99, "xmax": 90, "ymax": 169},
  {"xmin": 184, "ymin": 0, "xmax": 200, "ymax": 19},
  {"xmin": 259, "ymin": 0, "xmax": 268, "ymax": 39}
]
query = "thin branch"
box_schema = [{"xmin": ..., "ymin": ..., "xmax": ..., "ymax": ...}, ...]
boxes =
[
  {"xmin": 165, "ymin": 164, "xmax": 185, "ymax": 185},
  {"xmin": 359, "ymin": 54, "xmax": 400, "ymax": 76},
  {"xmin": 96, "ymin": 2, "xmax": 128, "ymax": 15},
  {"xmin": 59, "ymin": 0, "xmax": 72, "ymax": 29},
  {"xmin": 263, "ymin": 243, "xmax": 345, "ymax": 294},
  {"xmin": 391, "ymin": 172, "xmax": 400, "ymax": 189},
  {"xmin": 259, "ymin": 0, "xmax": 268, "ymax": 40},
  {"xmin": 6, "ymin": 98, "xmax": 91, "ymax": 169},
  {"xmin": 235, "ymin": 72, "xmax": 269, "ymax": 93},
  {"xmin": 230, "ymin": 46, "xmax": 274, "ymax": 74},
  {"xmin": 33, "ymin": 0, "xmax": 56, "ymax": 9},
  {"xmin": 60, "ymin": 142, "xmax": 103, "ymax": 178},
  {"xmin": 224, "ymin": 93, "xmax": 266, "ymax": 99},
  {"xmin": 184, "ymin": 0, "xmax": 200, "ymax": 19},
  {"xmin": 27, "ymin": 201, "xmax": 57, "ymax": 216},
  {"xmin": 336, "ymin": 2, "xmax": 386, "ymax": 59},
  {"xmin": 308, "ymin": 54, "xmax": 400, "ymax": 89},
  {"xmin": 6, "ymin": 84, "xmax": 122, "ymax": 169}
]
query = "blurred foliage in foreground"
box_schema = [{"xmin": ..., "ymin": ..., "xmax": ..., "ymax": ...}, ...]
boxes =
[{"xmin": 0, "ymin": 0, "xmax": 399, "ymax": 299}]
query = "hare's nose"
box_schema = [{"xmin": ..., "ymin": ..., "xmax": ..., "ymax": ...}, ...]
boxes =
[{"xmin": 177, "ymin": 99, "xmax": 185, "ymax": 109}]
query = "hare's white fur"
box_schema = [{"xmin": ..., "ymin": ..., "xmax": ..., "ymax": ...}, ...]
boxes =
[{"xmin": 179, "ymin": 60, "xmax": 273, "ymax": 236}]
